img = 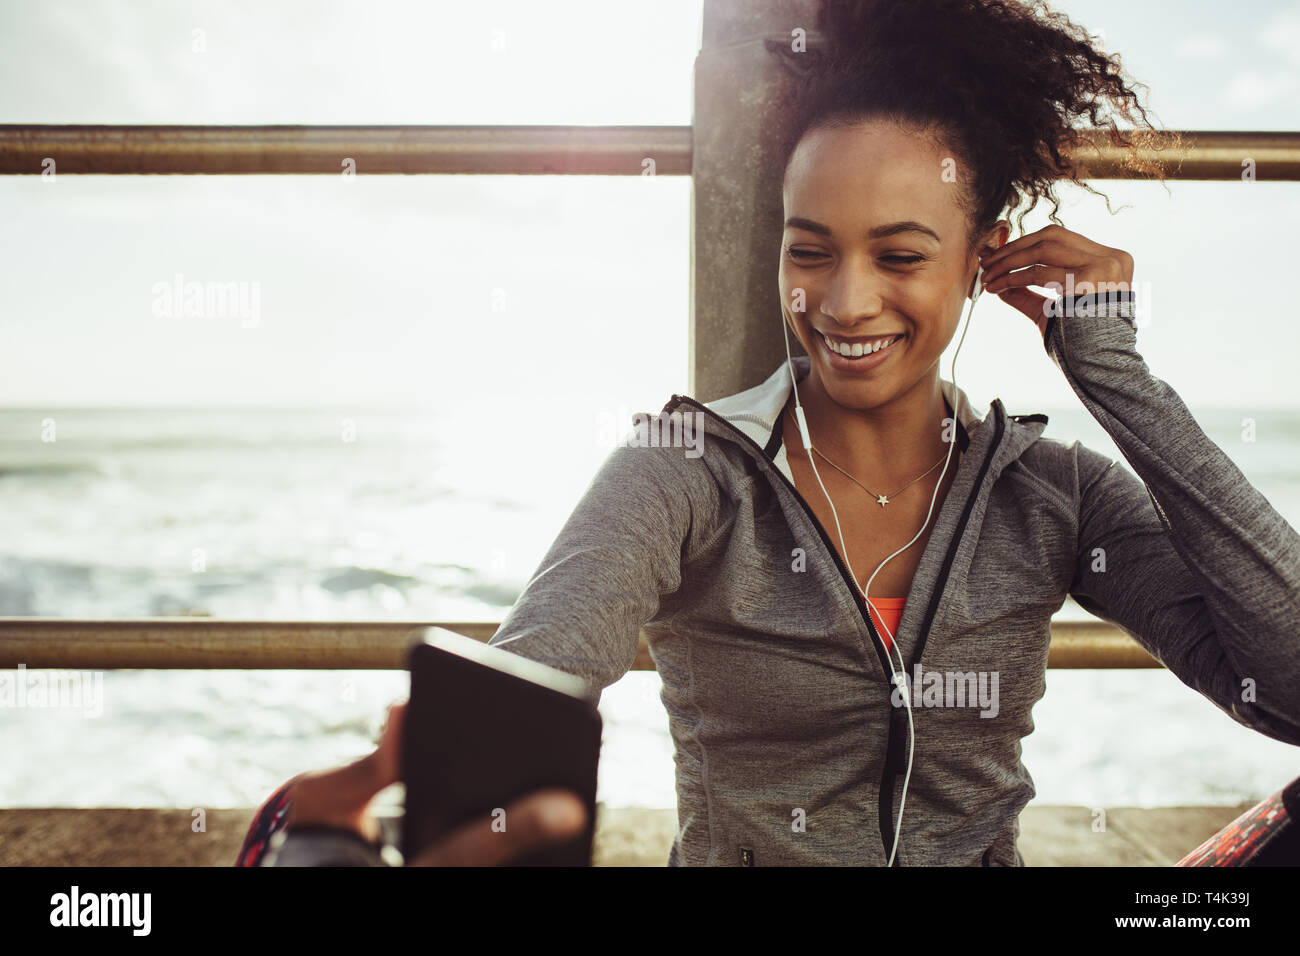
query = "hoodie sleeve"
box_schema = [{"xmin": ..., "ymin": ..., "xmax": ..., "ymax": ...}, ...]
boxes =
[
  {"xmin": 487, "ymin": 428, "xmax": 718, "ymax": 702},
  {"xmin": 1046, "ymin": 292, "xmax": 1300, "ymax": 747}
]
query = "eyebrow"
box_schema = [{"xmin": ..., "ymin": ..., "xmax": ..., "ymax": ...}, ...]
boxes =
[{"xmin": 784, "ymin": 217, "xmax": 941, "ymax": 243}]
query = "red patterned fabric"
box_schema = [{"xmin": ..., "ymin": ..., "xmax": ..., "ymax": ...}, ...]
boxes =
[
  {"xmin": 234, "ymin": 774, "xmax": 304, "ymax": 867},
  {"xmin": 1177, "ymin": 774, "xmax": 1299, "ymax": 866}
]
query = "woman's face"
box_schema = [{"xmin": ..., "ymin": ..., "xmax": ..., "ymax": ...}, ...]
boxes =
[{"xmin": 779, "ymin": 118, "xmax": 998, "ymax": 412}]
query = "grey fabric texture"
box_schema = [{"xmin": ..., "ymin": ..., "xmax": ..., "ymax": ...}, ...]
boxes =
[{"xmin": 488, "ymin": 304, "xmax": 1300, "ymax": 866}]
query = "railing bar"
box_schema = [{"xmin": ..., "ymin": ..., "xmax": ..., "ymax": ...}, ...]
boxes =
[
  {"xmin": 0, "ymin": 618, "xmax": 1161, "ymax": 669},
  {"xmin": 0, "ymin": 124, "xmax": 694, "ymax": 176},
  {"xmin": 0, "ymin": 127, "xmax": 1297, "ymax": 179}
]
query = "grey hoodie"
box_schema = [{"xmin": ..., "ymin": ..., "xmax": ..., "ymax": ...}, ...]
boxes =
[{"xmin": 488, "ymin": 296, "xmax": 1300, "ymax": 866}]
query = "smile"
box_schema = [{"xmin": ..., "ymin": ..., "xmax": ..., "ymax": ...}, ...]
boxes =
[{"xmin": 818, "ymin": 330, "xmax": 905, "ymax": 359}]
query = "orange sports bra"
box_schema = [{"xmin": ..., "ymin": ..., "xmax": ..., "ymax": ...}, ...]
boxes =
[{"xmin": 861, "ymin": 595, "xmax": 906, "ymax": 651}]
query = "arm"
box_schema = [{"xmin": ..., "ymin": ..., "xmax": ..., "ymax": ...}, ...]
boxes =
[
  {"xmin": 979, "ymin": 225, "xmax": 1300, "ymax": 746},
  {"xmin": 487, "ymin": 433, "xmax": 718, "ymax": 700},
  {"xmin": 1047, "ymin": 293, "xmax": 1300, "ymax": 746}
]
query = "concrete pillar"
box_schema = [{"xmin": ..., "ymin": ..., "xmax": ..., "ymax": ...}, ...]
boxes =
[{"xmin": 690, "ymin": 0, "xmax": 822, "ymax": 402}]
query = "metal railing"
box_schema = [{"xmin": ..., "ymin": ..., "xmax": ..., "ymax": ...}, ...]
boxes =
[
  {"xmin": 2, "ymin": 126, "xmax": 1299, "ymax": 178},
  {"xmin": 0, "ymin": 124, "xmax": 693, "ymax": 175},
  {"xmin": 0, "ymin": 618, "xmax": 1159, "ymax": 670}
]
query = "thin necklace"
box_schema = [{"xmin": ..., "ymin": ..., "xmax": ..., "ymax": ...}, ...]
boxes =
[{"xmin": 786, "ymin": 405, "xmax": 952, "ymax": 508}]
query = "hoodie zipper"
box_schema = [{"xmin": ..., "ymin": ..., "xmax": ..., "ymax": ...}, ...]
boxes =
[
  {"xmin": 877, "ymin": 401, "xmax": 1006, "ymax": 864},
  {"xmin": 668, "ymin": 393, "xmax": 1007, "ymax": 865}
]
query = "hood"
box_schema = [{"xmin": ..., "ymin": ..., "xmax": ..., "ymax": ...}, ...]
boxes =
[{"xmin": 681, "ymin": 355, "xmax": 1049, "ymax": 482}]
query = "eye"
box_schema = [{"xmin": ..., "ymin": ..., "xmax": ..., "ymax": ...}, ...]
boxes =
[
  {"xmin": 882, "ymin": 254, "xmax": 926, "ymax": 264},
  {"xmin": 785, "ymin": 247, "xmax": 827, "ymax": 262}
]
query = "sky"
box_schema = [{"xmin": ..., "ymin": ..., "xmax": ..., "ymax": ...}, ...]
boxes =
[{"xmin": 1, "ymin": 0, "xmax": 1298, "ymax": 412}]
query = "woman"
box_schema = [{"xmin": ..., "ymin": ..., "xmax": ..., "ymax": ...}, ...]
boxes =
[
  {"xmin": 237, "ymin": 0, "xmax": 1300, "ymax": 867},
  {"xmin": 485, "ymin": 0, "xmax": 1300, "ymax": 866}
]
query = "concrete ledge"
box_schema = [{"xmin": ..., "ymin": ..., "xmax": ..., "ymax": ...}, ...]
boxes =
[{"xmin": 0, "ymin": 804, "xmax": 1251, "ymax": 866}]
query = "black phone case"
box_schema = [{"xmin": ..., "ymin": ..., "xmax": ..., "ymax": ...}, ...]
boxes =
[{"xmin": 400, "ymin": 630, "xmax": 602, "ymax": 866}]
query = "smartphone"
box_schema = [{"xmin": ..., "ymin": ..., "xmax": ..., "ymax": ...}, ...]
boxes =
[{"xmin": 400, "ymin": 626, "xmax": 603, "ymax": 866}]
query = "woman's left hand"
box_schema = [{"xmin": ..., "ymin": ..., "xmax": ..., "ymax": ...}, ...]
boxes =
[
  {"xmin": 285, "ymin": 698, "xmax": 408, "ymax": 843},
  {"xmin": 978, "ymin": 224, "xmax": 1134, "ymax": 342}
]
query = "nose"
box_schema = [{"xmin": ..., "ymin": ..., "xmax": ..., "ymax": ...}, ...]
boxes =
[{"xmin": 818, "ymin": 267, "xmax": 884, "ymax": 326}]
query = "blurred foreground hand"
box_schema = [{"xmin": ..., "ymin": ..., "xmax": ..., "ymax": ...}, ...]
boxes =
[{"xmin": 284, "ymin": 699, "xmax": 587, "ymax": 866}]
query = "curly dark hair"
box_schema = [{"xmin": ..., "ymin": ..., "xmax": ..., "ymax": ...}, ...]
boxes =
[{"xmin": 766, "ymin": 0, "xmax": 1181, "ymax": 251}]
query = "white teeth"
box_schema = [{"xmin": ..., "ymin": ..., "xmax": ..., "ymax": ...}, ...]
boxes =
[{"xmin": 822, "ymin": 332, "xmax": 901, "ymax": 358}]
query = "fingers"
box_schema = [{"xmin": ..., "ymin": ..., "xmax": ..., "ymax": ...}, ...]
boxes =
[
  {"xmin": 984, "ymin": 262, "xmax": 1075, "ymax": 295},
  {"xmin": 980, "ymin": 223, "xmax": 1107, "ymax": 271},
  {"xmin": 982, "ymin": 244, "xmax": 1088, "ymax": 292},
  {"xmin": 979, "ymin": 225, "xmax": 1133, "ymax": 295},
  {"xmin": 370, "ymin": 698, "xmax": 408, "ymax": 786},
  {"xmin": 374, "ymin": 698, "xmax": 409, "ymax": 747},
  {"xmin": 409, "ymin": 790, "xmax": 589, "ymax": 867}
]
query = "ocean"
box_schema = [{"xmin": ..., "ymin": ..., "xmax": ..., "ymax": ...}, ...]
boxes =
[{"xmin": 1, "ymin": 405, "xmax": 1297, "ymax": 810}]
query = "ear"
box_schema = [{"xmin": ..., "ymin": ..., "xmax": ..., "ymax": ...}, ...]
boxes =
[
  {"xmin": 969, "ymin": 220, "xmax": 1011, "ymax": 299},
  {"xmin": 977, "ymin": 221, "xmax": 1011, "ymax": 256}
]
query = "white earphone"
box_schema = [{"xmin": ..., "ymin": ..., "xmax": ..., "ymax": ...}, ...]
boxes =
[{"xmin": 782, "ymin": 261, "xmax": 984, "ymax": 866}]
